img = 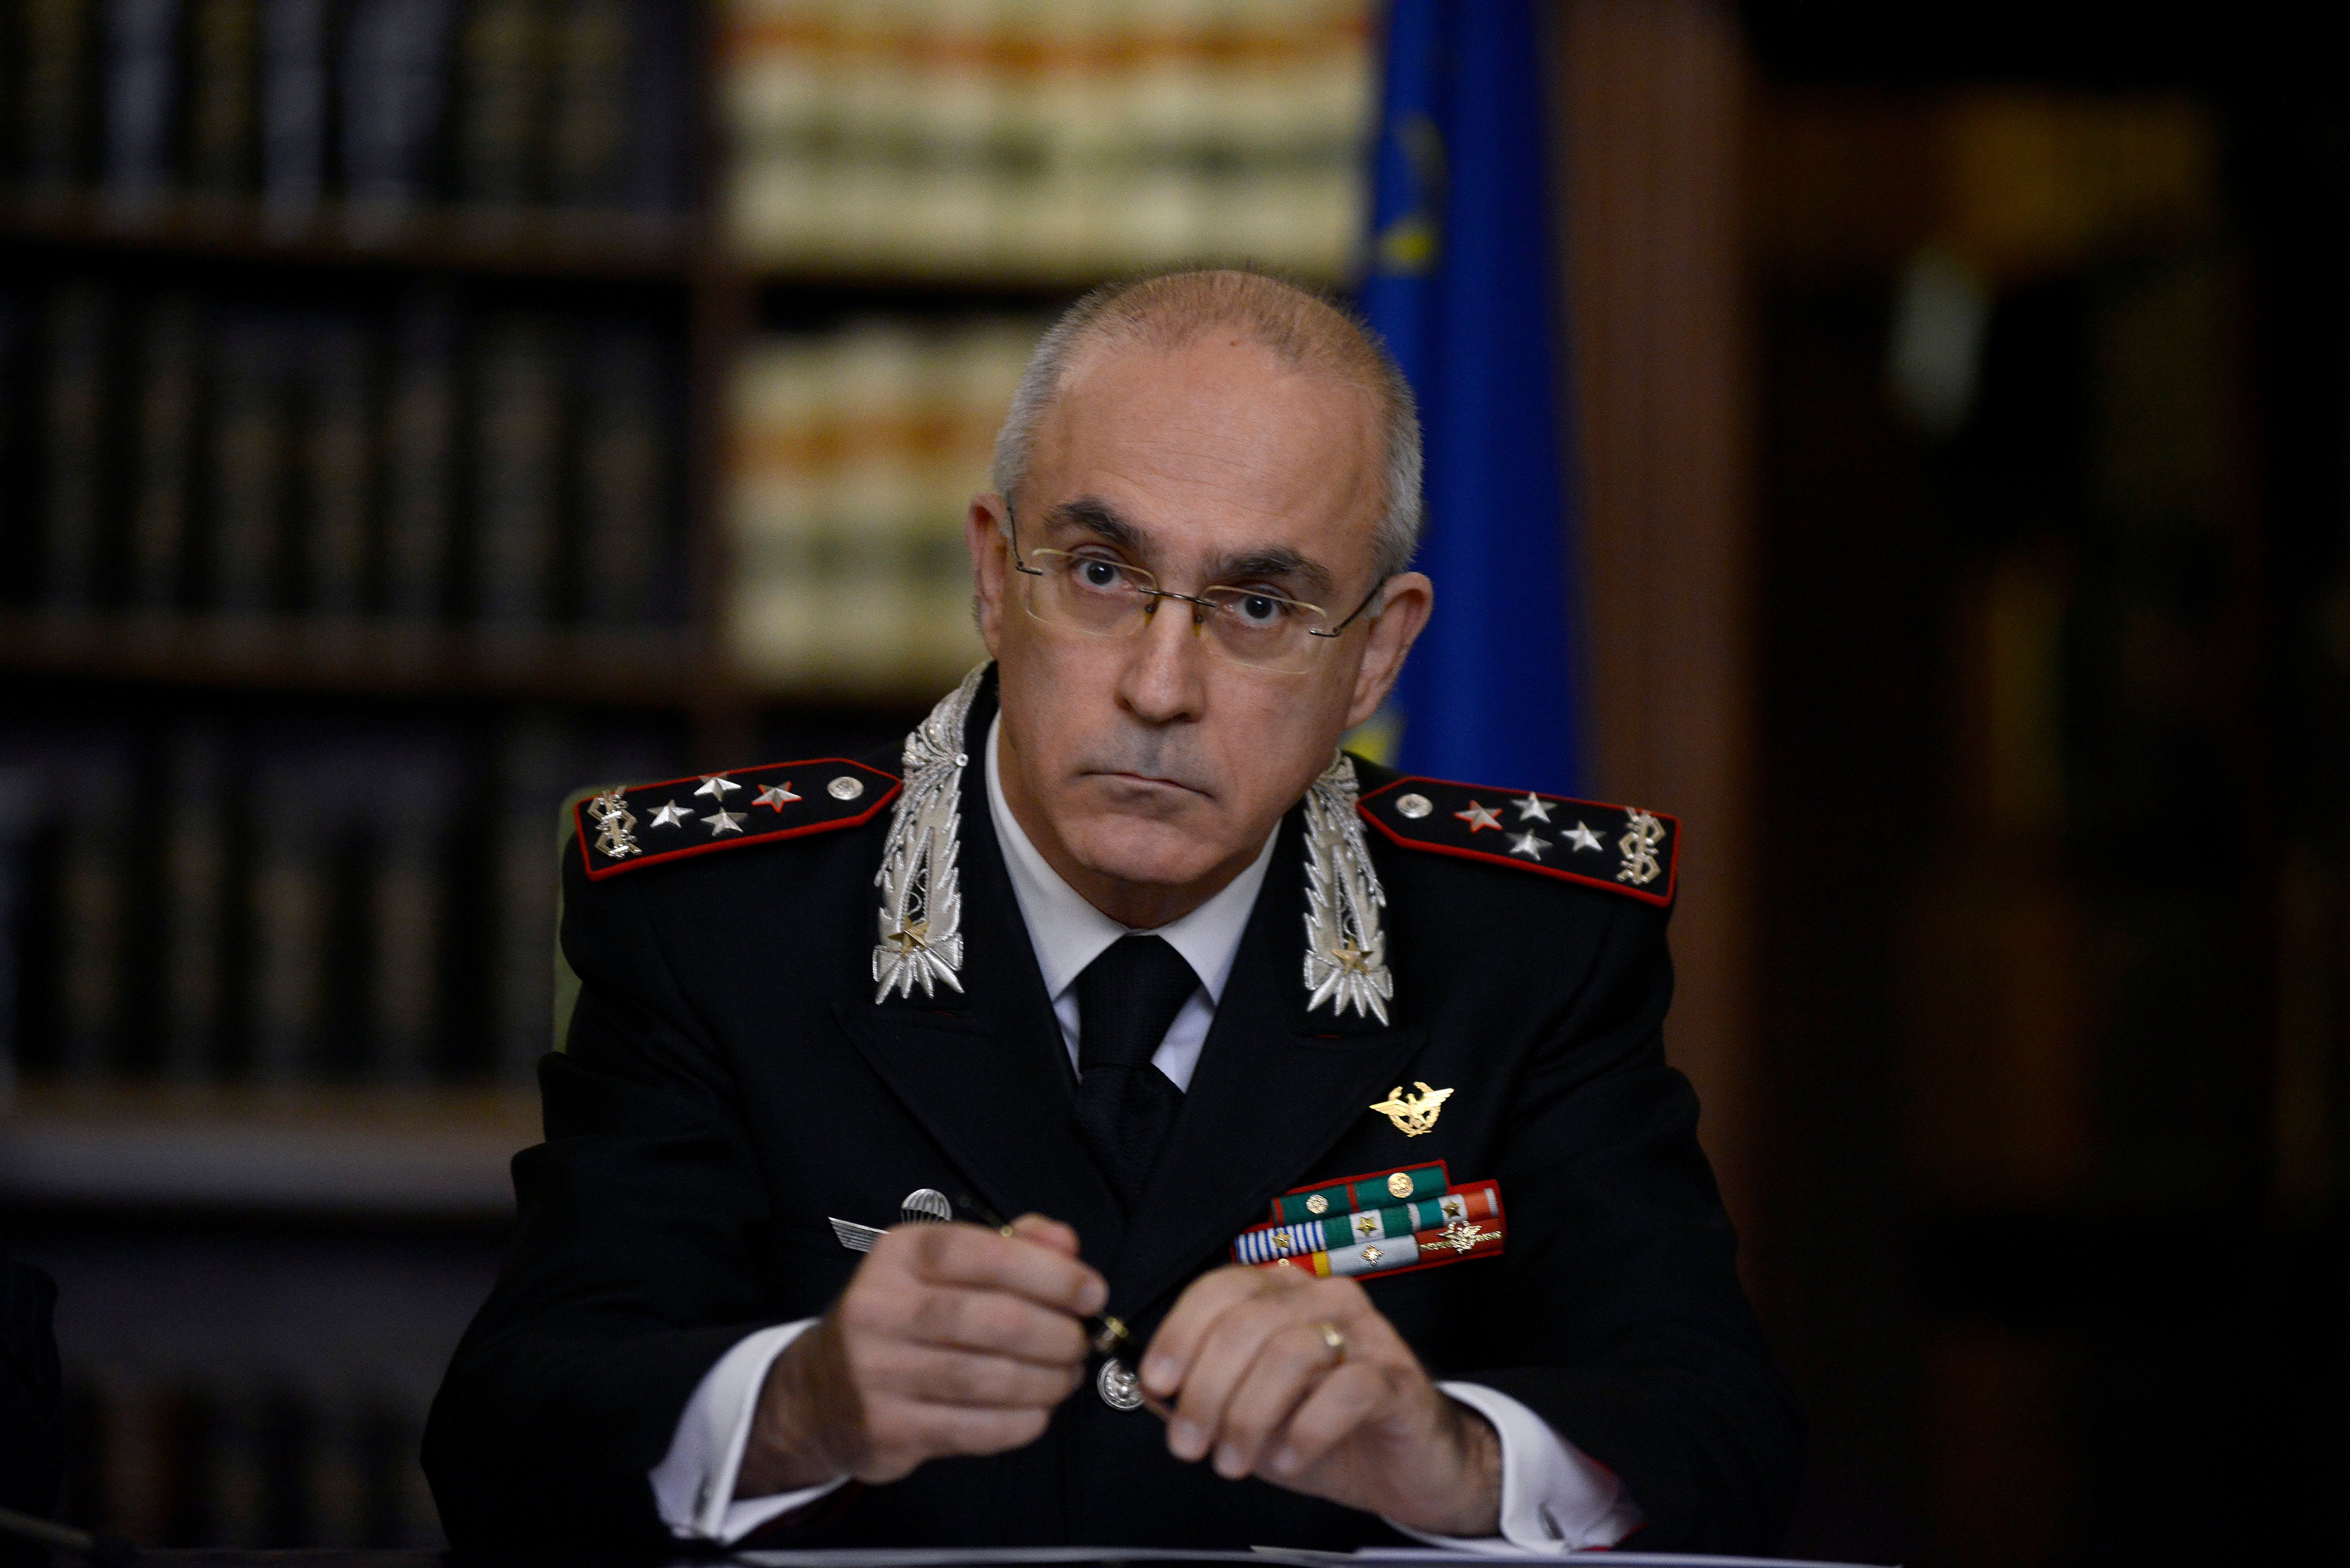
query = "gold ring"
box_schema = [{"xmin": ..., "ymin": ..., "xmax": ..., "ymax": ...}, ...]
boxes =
[{"xmin": 1315, "ymin": 1320, "xmax": 1347, "ymax": 1366}]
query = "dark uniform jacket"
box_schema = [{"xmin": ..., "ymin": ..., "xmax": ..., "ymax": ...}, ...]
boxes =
[{"xmin": 424, "ymin": 668, "xmax": 1800, "ymax": 1553}]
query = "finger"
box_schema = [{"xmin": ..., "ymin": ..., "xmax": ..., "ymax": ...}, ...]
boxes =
[
  {"xmin": 1007, "ymin": 1213, "xmax": 1080, "ymax": 1256},
  {"xmin": 1142, "ymin": 1264, "xmax": 1300, "ymax": 1397},
  {"xmin": 1262, "ymin": 1361, "xmax": 1394, "ymax": 1480},
  {"xmin": 896, "ymin": 1222, "xmax": 1107, "ymax": 1316},
  {"xmin": 1163, "ymin": 1281, "xmax": 1319, "ymax": 1462},
  {"xmin": 893, "ymin": 1286, "xmax": 1092, "ymax": 1364},
  {"xmin": 863, "ymin": 1343, "xmax": 1086, "ymax": 1409},
  {"xmin": 1211, "ymin": 1319, "xmax": 1354, "ymax": 1478}
]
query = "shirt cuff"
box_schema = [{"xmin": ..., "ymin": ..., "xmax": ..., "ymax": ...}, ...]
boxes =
[
  {"xmin": 1383, "ymin": 1381, "xmax": 1646, "ymax": 1555},
  {"xmin": 647, "ymin": 1318, "xmax": 849, "ymax": 1542}
]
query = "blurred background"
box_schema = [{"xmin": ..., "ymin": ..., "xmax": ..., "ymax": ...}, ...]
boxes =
[{"xmin": 0, "ymin": 2, "xmax": 2343, "ymax": 1563}]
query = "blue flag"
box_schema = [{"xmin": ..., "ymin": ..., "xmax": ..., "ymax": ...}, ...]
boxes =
[{"xmin": 1357, "ymin": 0, "xmax": 1581, "ymax": 795}]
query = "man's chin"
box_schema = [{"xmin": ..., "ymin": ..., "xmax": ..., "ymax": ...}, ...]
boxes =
[{"xmin": 1060, "ymin": 815, "xmax": 1237, "ymax": 893}]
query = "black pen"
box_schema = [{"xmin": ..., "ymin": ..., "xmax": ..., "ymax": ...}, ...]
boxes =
[{"xmin": 953, "ymin": 1191, "xmax": 1177, "ymax": 1419}]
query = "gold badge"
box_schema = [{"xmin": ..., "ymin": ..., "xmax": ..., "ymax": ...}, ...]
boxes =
[
  {"xmin": 1429, "ymin": 1219, "xmax": 1494, "ymax": 1255},
  {"xmin": 1361, "ymin": 1245, "xmax": 1383, "ymax": 1264},
  {"xmin": 1355, "ymin": 1213, "xmax": 1380, "ymax": 1237},
  {"xmin": 1371, "ymin": 1082, "xmax": 1455, "ymax": 1138},
  {"xmin": 1386, "ymin": 1170, "xmax": 1415, "ymax": 1199},
  {"xmin": 1273, "ymin": 1231, "xmax": 1293, "ymax": 1254},
  {"xmin": 1305, "ymin": 1193, "xmax": 1329, "ymax": 1215}
]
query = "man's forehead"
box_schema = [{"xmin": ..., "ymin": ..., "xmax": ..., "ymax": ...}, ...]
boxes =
[{"xmin": 1027, "ymin": 336, "xmax": 1384, "ymax": 566}]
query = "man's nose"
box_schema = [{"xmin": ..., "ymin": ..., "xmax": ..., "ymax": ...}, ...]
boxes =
[{"xmin": 1116, "ymin": 596, "xmax": 1210, "ymax": 724}]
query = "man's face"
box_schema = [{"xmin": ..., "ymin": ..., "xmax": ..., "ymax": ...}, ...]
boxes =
[{"xmin": 967, "ymin": 334, "xmax": 1432, "ymax": 923}]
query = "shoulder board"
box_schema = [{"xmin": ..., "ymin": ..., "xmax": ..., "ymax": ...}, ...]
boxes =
[
  {"xmin": 574, "ymin": 758, "xmax": 901, "ymax": 881},
  {"xmin": 1355, "ymin": 775, "xmax": 1678, "ymax": 907}
]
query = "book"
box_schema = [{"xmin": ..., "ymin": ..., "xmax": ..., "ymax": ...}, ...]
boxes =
[
  {"xmin": 20, "ymin": 0, "xmax": 101, "ymax": 195},
  {"xmin": 453, "ymin": 0, "xmax": 550, "ymax": 209},
  {"xmin": 158, "ymin": 726, "xmax": 232, "ymax": 1083},
  {"xmin": 546, "ymin": 0, "xmax": 628, "ymax": 209},
  {"xmin": 381, "ymin": 289, "xmax": 459, "ymax": 622},
  {"xmin": 470, "ymin": 311, "xmax": 562, "ymax": 629},
  {"xmin": 572, "ymin": 321, "xmax": 670, "ymax": 626},
  {"xmin": 206, "ymin": 314, "xmax": 293, "ymax": 616},
  {"xmin": 260, "ymin": 0, "xmax": 334, "ymax": 230},
  {"xmin": 40, "ymin": 280, "xmax": 113, "ymax": 614},
  {"xmin": 490, "ymin": 713, "xmax": 569, "ymax": 1083},
  {"xmin": 101, "ymin": 0, "xmax": 182, "ymax": 213},
  {"xmin": 246, "ymin": 750, "xmax": 331, "ymax": 1084},
  {"xmin": 53, "ymin": 738, "xmax": 136, "ymax": 1080},
  {"xmin": 301, "ymin": 312, "xmax": 376, "ymax": 620},
  {"xmin": 339, "ymin": 0, "xmax": 459, "ymax": 233},
  {"xmin": 127, "ymin": 290, "xmax": 202, "ymax": 612},
  {"xmin": 184, "ymin": 0, "xmax": 261, "ymax": 198},
  {"xmin": 364, "ymin": 741, "xmax": 455, "ymax": 1084}
]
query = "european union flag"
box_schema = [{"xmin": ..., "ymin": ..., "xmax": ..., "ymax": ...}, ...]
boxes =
[{"xmin": 1359, "ymin": 0, "xmax": 1580, "ymax": 795}]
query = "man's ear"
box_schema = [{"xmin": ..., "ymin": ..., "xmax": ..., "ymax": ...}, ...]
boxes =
[
  {"xmin": 967, "ymin": 493, "xmax": 1011, "ymax": 656},
  {"xmin": 1344, "ymin": 572, "xmax": 1433, "ymax": 731}
]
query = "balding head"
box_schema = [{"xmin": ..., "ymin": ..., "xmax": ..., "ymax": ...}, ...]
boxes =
[{"xmin": 991, "ymin": 269, "xmax": 1424, "ymax": 580}]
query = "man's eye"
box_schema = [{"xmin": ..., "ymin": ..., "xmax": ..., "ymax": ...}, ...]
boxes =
[
  {"xmin": 1234, "ymin": 593, "xmax": 1289, "ymax": 625},
  {"xmin": 1075, "ymin": 559, "xmax": 1125, "ymax": 589}
]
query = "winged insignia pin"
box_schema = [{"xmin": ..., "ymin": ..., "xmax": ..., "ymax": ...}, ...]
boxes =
[{"xmin": 1369, "ymin": 1081, "xmax": 1454, "ymax": 1137}]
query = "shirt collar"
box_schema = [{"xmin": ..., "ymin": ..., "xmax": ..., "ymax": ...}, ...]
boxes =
[{"xmin": 985, "ymin": 713, "xmax": 1277, "ymax": 1006}]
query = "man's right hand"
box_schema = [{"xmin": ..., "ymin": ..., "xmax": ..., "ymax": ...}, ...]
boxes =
[{"xmin": 737, "ymin": 1214, "xmax": 1105, "ymax": 1494}]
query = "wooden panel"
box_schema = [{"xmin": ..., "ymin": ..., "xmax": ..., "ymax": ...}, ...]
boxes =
[{"xmin": 1554, "ymin": 0, "xmax": 1759, "ymax": 1249}]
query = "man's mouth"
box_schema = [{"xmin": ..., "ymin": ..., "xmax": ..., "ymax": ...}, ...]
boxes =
[{"xmin": 1084, "ymin": 769, "xmax": 1214, "ymax": 801}]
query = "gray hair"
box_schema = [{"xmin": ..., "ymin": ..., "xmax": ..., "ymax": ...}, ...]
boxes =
[{"xmin": 989, "ymin": 268, "xmax": 1424, "ymax": 582}]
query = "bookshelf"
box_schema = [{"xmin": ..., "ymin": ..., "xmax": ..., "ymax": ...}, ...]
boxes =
[{"xmin": 1, "ymin": 0, "xmax": 1378, "ymax": 1546}]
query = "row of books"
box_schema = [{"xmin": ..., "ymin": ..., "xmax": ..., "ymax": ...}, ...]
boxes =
[
  {"xmin": 0, "ymin": 277, "xmax": 680, "ymax": 628},
  {"xmin": 724, "ymin": 0, "xmax": 1374, "ymax": 278},
  {"xmin": 0, "ymin": 713, "xmax": 675, "ymax": 1089},
  {"xmin": 63, "ymin": 1364, "xmax": 439, "ymax": 1548},
  {"xmin": 725, "ymin": 315, "xmax": 1038, "ymax": 692},
  {"xmin": 4, "ymin": 0, "xmax": 692, "ymax": 230}
]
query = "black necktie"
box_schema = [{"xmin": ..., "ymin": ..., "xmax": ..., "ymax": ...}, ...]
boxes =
[{"xmin": 1072, "ymin": 934, "xmax": 1199, "ymax": 1208}]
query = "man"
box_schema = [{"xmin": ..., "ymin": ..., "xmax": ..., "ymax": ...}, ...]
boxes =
[{"xmin": 425, "ymin": 270, "xmax": 1799, "ymax": 1553}]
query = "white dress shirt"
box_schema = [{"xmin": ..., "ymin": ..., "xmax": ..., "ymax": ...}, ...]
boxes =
[{"xmin": 649, "ymin": 718, "xmax": 1642, "ymax": 1550}]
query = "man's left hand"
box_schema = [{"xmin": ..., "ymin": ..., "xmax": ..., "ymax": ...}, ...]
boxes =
[{"xmin": 1139, "ymin": 1264, "xmax": 1501, "ymax": 1536}]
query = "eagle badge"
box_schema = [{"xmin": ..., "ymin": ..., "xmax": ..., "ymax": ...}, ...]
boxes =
[{"xmin": 1369, "ymin": 1081, "xmax": 1454, "ymax": 1138}]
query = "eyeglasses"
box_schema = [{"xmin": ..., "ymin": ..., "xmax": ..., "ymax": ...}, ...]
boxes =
[{"xmin": 1004, "ymin": 504, "xmax": 1388, "ymax": 675}]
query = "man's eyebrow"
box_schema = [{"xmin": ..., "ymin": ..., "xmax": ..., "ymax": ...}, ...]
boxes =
[
  {"xmin": 1209, "ymin": 548, "xmax": 1335, "ymax": 601},
  {"xmin": 1042, "ymin": 497, "xmax": 1148, "ymax": 553},
  {"xmin": 1039, "ymin": 497, "xmax": 1339, "ymax": 599}
]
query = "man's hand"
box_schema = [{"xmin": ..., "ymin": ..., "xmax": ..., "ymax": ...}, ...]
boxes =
[
  {"xmin": 739, "ymin": 1215, "xmax": 1105, "ymax": 1494},
  {"xmin": 1140, "ymin": 1264, "xmax": 1502, "ymax": 1537}
]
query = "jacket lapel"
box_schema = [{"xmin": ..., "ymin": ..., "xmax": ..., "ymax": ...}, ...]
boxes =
[
  {"xmin": 830, "ymin": 674, "xmax": 1124, "ymax": 1267},
  {"xmin": 1109, "ymin": 815, "xmax": 1424, "ymax": 1319}
]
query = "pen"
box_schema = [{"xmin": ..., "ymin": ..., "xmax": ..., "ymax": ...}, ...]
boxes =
[{"xmin": 954, "ymin": 1191, "xmax": 1173, "ymax": 1419}]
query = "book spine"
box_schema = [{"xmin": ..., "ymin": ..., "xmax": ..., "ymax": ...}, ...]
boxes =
[
  {"xmin": 159, "ymin": 726, "xmax": 232, "ymax": 1083},
  {"xmin": 367, "ymin": 747, "xmax": 451, "ymax": 1084},
  {"xmin": 184, "ymin": 0, "xmax": 262, "ymax": 196},
  {"xmin": 573, "ymin": 323, "xmax": 669, "ymax": 626},
  {"xmin": 21, "ymin": 0, "xmax": 102, "ymax": 194},
  {"xmin": 546, "ymin": 0, "xmax": 628, "ymax": 209},
  {"xmin": 453, "ymin": 0, "xmax": 549, "ymax": 208},
  {"xmin": 206, "ymin": 316, "xmax": 292, "ymax": 616},
  {"xmin": 301, "ymin": 313, "xmax": 376, "ymax": 620},
  {"xmin": 247, "ymin": 753, "xmax": 328, "ymax": 1084},
  {"xmin": 128, "ymin": 291, "xmax": 202, "ymax": 612},
  {"xmin": 381, "ymin": 290, "xmax": 458, "ymax": 621},
  {"xmin": 491, "ymin": 714, "xmax": 568, "ymax": 1083},
  {"xmin": 40, "ymin": 281, "xmax": 113, "ymax": 615},
  {"xmin": 338, "ymin": 0, "xmax": 457, "ymax": 229},
  {"xmin": 102, "ymin": 0, "xmax": 183, "ymax": 212},
  {"xmin": 470, "ymin": 311, "xmax": 562, "ymax": 630},
  {"xmin": 260, "ymin": 0, "xmax": 334, "ymax": 228},
  {"xmin": 55, "ymin": 745, "xmax": 134, "ymax": 1080}
]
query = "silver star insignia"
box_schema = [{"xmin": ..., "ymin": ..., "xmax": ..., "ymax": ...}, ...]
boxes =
[
  {"xmin": 702, "ymin": 808, "xmax": 745, "ymax": 835},
  {"xmin": 1563, "ymin": 820, "xmax": 1604, "ymax": 853},
  {"xmin": 1513, "ymin": 791, "xmax": 1552, "ymax": 823},
  {"xmin": 1454, "ymin": 800, "xmax": 1502, "ymax": 832},
  {"xmin": 753, "ymin": 782, "xmax": 800, "ymax": 811},
  {"xmin": 695, "ymin": 774, "xmax": 739, "ymax": 799},
  {"xmin": 1507, "ymin": 830, "xmax": 1551, "ymax": 860},
  {"xmin": 648, "ymin": 800, "xmax": 690, "ymax": 828}
]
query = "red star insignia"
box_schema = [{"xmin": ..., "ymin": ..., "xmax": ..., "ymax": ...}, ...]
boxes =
[{"xmin": 1454, "ymin": 800, "xmax": 1502, "ymax": 832}]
